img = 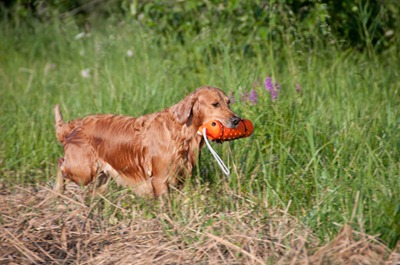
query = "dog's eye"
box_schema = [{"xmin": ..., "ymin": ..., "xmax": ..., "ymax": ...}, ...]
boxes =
[{"xmin": 212, "ymin": 102, "xmax": 220, "ymax": 107}]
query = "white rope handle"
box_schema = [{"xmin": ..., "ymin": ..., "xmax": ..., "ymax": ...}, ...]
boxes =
[{"xmin": 202, "ymin": 127, "xmax": 230, "ymax": 176}]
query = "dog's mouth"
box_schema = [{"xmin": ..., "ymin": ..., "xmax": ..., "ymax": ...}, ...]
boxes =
[
  {"xmin": 214, "ymin": 117, "xmax": 239, "ymax": 143},
  {"xmin": 198, "ymin": 116, "xmax": 241, "ymax": 136},
  {"xmin": 220, "ymin": 116, "xmax": 241, "ymax": 129}
]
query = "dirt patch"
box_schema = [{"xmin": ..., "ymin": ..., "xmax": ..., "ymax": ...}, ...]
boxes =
[{"xmin": 0, "ymin": 185, "xmax": 398, "ymax": 264}]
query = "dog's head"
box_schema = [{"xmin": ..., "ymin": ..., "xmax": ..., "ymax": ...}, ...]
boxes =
[{"xmin": 172, "ymin": 86, "xmax": 240, "ymax": 128}]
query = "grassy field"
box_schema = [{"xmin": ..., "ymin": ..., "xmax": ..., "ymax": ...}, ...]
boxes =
[{"xmin": 1, "ymin": 17, "xmax": 400, "ymax": 263}]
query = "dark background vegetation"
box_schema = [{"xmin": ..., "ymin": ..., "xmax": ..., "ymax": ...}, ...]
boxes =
[{"xmin": 1, "ymin": 0, "xmax": 399, "ymax": 53}]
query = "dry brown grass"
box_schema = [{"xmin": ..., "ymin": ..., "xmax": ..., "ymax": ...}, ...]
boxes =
[{"xmin": 0, "ymin": 184, "xmax": 398, "ymax": 264}]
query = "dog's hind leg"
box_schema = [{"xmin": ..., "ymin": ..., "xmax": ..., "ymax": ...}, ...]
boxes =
[
  {"xmin": 90, "ymin": 170, "xmax": 110, "ymax": 196},
  {"xmin": 53, "ymin": 157, "xmax": 66, "ymax": 195},
  {"xmin": 39, "ymin": 158, "xmax": 66, "ymax": 206}
]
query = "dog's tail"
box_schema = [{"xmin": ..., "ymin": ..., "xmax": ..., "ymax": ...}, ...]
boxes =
[{"xmin": 54, "ymin": 104, "xmax": 70, "ymax": 143}]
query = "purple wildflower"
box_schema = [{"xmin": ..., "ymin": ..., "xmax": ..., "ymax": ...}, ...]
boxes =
[
  {"xmin": 228, "ymin": 91, "xmax": 236, "ymax": 104},
  {"xmin": 241, "ymin": 92, "xmax": 249, "ymax": 102},
  {"xmin": 241, "ymin": 89, "xmax": 258, "ymax": 105},
  {"xmin": 295, "ymin": 83, "xmax": 302, "ymax": 93},
  {"xmin": 275, "ymin": 82, "xmax": 281, "ymax": 90},
  {"xmin": 264, "ymin": 77, "xmax": 274, "ymax": 91},
  {"xmin": 264, "ymin": 77, "xmax": 278, "ymax": 100},
  {"xmin": 249, "ymin": 89, "xmax": 258, "ymax": 105}
]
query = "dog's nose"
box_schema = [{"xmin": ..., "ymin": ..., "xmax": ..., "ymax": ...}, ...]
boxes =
[{"xmin": 231, "ymin": 116, "xmax": 241, "ymax": 126}]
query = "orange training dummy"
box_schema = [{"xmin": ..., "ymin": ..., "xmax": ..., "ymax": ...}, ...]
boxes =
[{"xmin": 198, "ymin": 119, "xmax": 254, "ymax": 141}]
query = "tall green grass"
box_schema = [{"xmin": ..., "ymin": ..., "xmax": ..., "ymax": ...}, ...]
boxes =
[{"xmin": 0, "ymin": 19, "xmax": 399, "ymax": 247}]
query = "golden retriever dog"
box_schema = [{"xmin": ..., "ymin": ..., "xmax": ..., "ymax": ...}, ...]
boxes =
[{"xmin": 53, "ymin": 86, "xmax": 240, "ymax": 196}]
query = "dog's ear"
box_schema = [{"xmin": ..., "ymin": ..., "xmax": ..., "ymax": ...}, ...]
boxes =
[{"xmin": 171, "ymin": 94, "xmax": 196, "ymax": 125}]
